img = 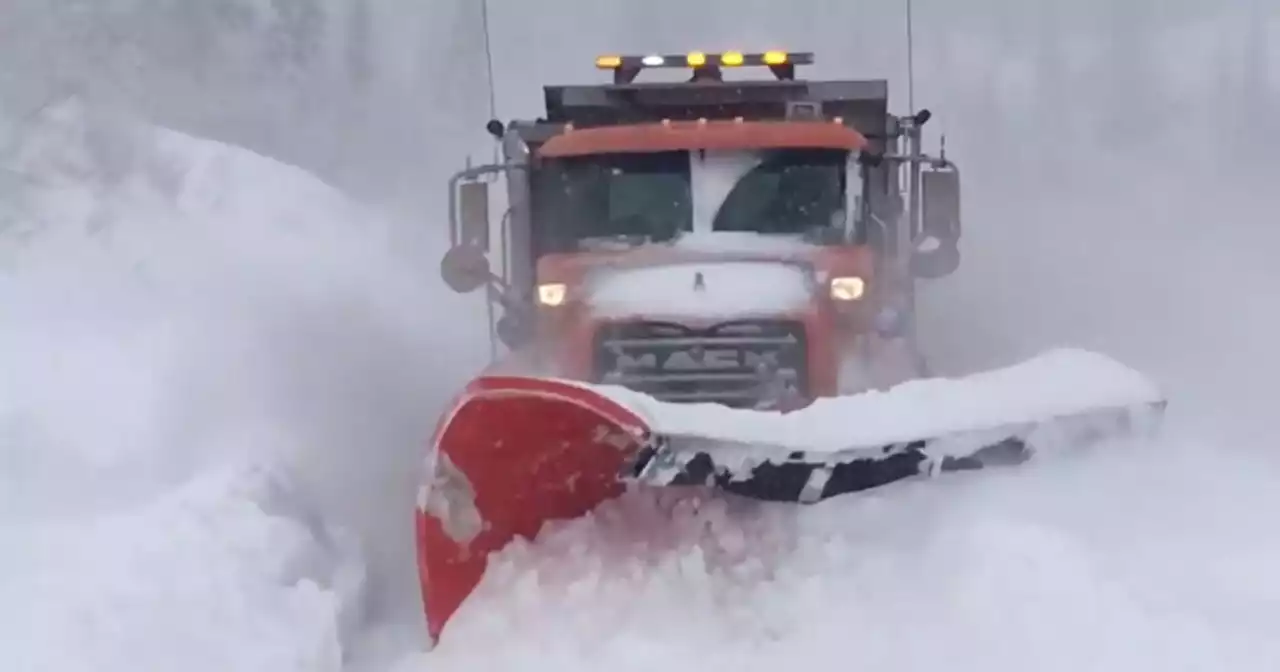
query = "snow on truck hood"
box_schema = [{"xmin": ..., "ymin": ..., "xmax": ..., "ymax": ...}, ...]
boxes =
[
  {"xmin": 582, "ymin": 232, "xmax": 822, "ymax": 319},
  {"xmin": 587, "ymin": 259, "xmax": 814, "ymax": 319},
  {"xmin": 667, "ymin": 230, "xmax": 820, "ymax": 255},
  {"xmin": 585, "ymin": 348, "xmax": 1165, "ymax": 453}
]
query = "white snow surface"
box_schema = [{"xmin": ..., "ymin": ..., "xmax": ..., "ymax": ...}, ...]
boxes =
[
  {"xmin": 589, "ymin": 347, "xmax": 1163, "ymax": 453},
  {"xmin": 669, "ymin": 231, "xmax": 818, "ymax": 256},
  {"xmin": 10, "ymin": 42, "xmax": 1280, "ymax": 672},
  {"xmin": 587, "ymin": 259, "xmax": 813, "ymax": 319},
  {"xmin": 5, "ymin": 463, "xmax": 364, "ymax": 672}
]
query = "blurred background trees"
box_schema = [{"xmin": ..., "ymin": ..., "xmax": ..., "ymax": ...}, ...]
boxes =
[{"xmin": 0, "ymin": 0, "xmax": 1274, "ymax": 208}]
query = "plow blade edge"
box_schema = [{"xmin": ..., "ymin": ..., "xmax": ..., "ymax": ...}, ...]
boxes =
[{"xmin": 414, "ymin": 375, "xmax": 653, "ymax": 645}]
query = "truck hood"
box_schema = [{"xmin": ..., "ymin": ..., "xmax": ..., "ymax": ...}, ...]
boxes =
[
  {"xmin": 538, "ymin": 231, "xmax": 872, "ymax": 321},
  {"xmin": 573, "ymin": 231, "xmax": 822, "ymax": 268},
  {"xmin": 586, "ymin": 258, "xmax": 816, "ymax": 321}
]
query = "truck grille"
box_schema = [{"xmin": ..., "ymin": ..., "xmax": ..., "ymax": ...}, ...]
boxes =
[{"xmin": 593, "ymin": 319, "xmax": 809, "ymax": 407}]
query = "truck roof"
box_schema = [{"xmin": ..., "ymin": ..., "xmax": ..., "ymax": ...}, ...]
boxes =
[
  {"xmin": 537, "ymin": 119, "xmax": 866, "ymax": 158},
  {"xmin": 510, "ymin": 54, "xmax": 895, "ymax": 153},
  {"xmin": 519, "ymin": 79, "xmax": 891, "ymax": 155},
  {"xmin": 545, "ymin": 78, "xmax": 886, "ymax": 128}
]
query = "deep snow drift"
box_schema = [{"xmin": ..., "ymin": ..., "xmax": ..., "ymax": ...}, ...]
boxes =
[{"xmin": 0, "ymin": 101, "xmax": 487, "ymax": 671}]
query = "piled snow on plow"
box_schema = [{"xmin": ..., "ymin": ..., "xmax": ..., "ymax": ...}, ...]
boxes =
[
  {"xmin": 597, "ymin": 347, "xmax": 1163, "ymax": 454},
  {"xmin": 581, "ymin": 348, "xmax": 1166, "ymax": 496}
]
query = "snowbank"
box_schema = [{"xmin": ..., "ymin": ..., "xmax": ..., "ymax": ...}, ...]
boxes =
[
  {"xmin": 1, "ymin": 100, "xmax": 484, "ymax": 671},
  {"xmin": 2, "ymin": 465, "xmax": 364, "ymax": 672}
]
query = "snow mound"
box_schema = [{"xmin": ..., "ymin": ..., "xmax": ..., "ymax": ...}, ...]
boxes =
[
  {"xmin": 593, "ymin": 347, "xmax": 1164, "ymax": 452},
  {"xmin": 1, "ymin": 99, "xmax": 482, "ymax": 670},
  {"xmin": 2, "ymin": 464, "xmax": 365, "ymax": 672}
]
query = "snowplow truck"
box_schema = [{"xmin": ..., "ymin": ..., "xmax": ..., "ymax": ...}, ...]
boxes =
[{"xmin": 417, "ymin": 51, "xmax": 1165, "ymax": 645}]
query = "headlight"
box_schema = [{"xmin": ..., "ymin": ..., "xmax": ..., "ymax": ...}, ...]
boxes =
[
  {"xmin": 537, "ymin": 282, "xmax": 567, "ymax": 307},
  {"xmin": 829, "ymin": 276, "xmax": 866, "ymax": 301}
]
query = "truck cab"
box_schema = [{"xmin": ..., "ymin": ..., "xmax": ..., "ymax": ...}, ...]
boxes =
[{"xmin": 440, "ymin": 51, "xmax": 961, "ymax": 409}]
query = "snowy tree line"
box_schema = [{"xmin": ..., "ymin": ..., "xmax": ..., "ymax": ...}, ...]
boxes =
[
  {"xmin": 0, "ymin": 0, "xmax": 1274, "ymax": 208},
  {"xmin": 904, "ymin": 1, "xmax": 1277, "ymax": 187},
  {"xmin": 0, "ymin": 0, "xmax": 494, "ymax": 208}
]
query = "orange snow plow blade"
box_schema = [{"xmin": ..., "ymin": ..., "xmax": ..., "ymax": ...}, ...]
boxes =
[
  {"xmin": 414, "ymin": 375, "xmax": 653, "ymax": 645},
  {"xmin": 413, "ymin": 350, "xmax": 1166, "ymax": 644}
]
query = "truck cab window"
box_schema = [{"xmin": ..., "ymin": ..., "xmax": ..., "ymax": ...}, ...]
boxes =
[
  {"xmin": 712, "ymin": 149, "xmax": 847, "ymax": 236},
  {"xmin": 532, "ymin": 152, "xmax": 691, "ymax": 254}
]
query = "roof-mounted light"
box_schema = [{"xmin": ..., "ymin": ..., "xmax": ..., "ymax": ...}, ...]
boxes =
[{"xmin": 594, "ymin": 51, "xmax": 814, "ymax": 83}]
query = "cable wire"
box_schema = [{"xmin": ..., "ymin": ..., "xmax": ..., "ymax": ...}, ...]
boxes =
[
  {"xmin": 906, "ymin": 0, "xmax": 916, "ymax": 112},
  {"xmin": 479, "ymin": 0, "xmax": 498, "ymax": 122}
]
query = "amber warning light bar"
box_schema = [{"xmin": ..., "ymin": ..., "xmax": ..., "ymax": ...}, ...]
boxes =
[{"xmin": 595, "ymin": 51, "xmax": 814, "ymax": 83}]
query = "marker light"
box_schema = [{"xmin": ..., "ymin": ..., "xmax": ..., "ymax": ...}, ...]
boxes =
[
  {"xmin": 762, "ymin": 50, "xmax": 788, "ymax": 65},
  {"xmin": 829, "ymin": 276, "xmax": 866, "ymax": 301},
  {"xmin": 592, "ymin": 51, "xmax": 814, "ymax": 80},
  {"xmin": 537, "ymin": 283, "xmax": 568, "ymax": 307}
]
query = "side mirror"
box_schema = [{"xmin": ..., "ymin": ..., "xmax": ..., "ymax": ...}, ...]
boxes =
[
  {"xmin": 440, "ymin": 244, "xmax": 490, "ymax": 294},
  {"xmin": 485, "ymin": 119, "xmax": 505, "ymax": 140},
  {"xmin": 913, "ymin": 169, "xmax": 961, "ymax": 279},
  {"xmin": 457, "ymin": 181, "xmax": 490, "ymax": 249},
  {"xmin": 920, "ymin": 169, "xmax": 960, "ymax": 242},
  {"xmin": 910, "ymin": 237, "xmax": 960, "ymax": 279}
]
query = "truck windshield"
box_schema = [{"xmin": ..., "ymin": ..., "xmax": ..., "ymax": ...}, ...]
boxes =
[{"xmin": 530, "ymin": 148, "xmax": 848, "ymax": 254}]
